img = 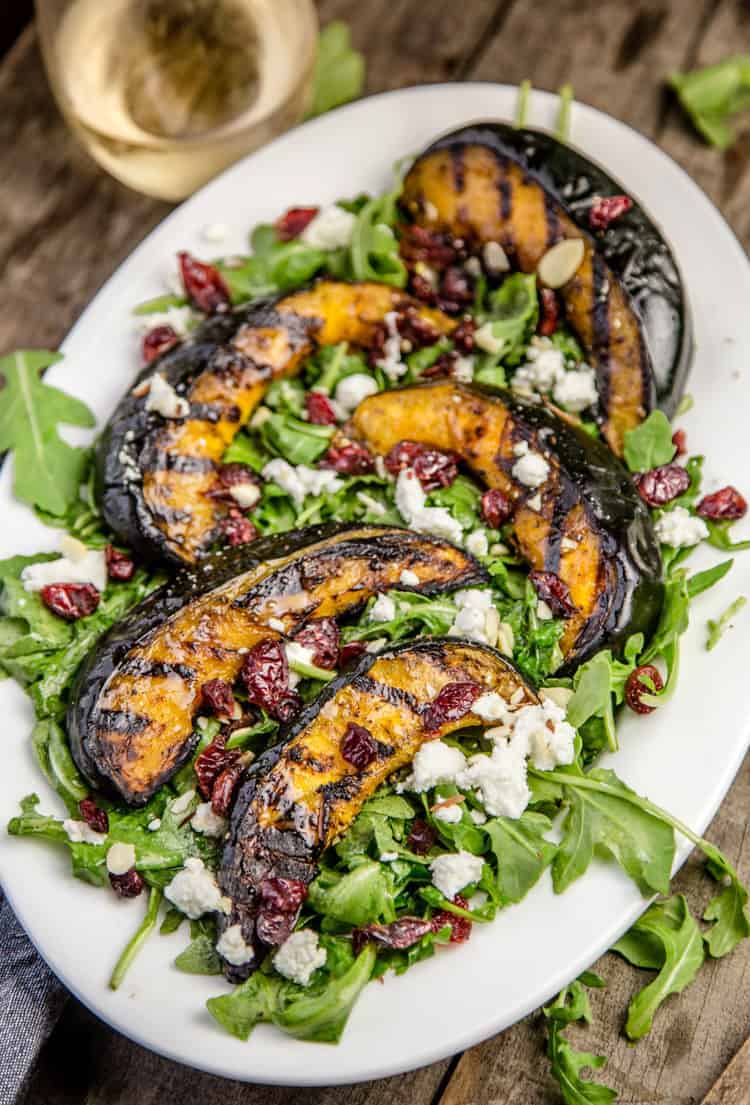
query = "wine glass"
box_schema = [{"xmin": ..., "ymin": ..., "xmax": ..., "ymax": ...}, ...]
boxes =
[{"xmin": 36, "ymin": 0, "xmax": 318, "ymax": 200}]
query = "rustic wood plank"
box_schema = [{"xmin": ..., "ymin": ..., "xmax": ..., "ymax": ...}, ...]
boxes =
[{"xmin": 700, "ymin": 1030, "xmax": 750, "ymax": 1104}]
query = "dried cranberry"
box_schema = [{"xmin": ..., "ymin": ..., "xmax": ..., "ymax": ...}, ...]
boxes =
[
  {"xmin": 341, "ymin": 723, "xmax": 378, "ymax": 769},
  {"xmin": 423, "ymin": 682, "xmax": 481, "ymax": 731},
  {"xmin": 452, "ymin": 317, "xmax": 476, "ymax": 354},
  {"xmin": 400, "ymin": 225, "xmax": 458, "ymax": 271},
  {"xmin": 217, "ymin": 462, "xmax": 257, "ymax": 490},
  {"xmin": 431, "ymin": 894, "xmax": 472, "ymax": 943},
  {"xmin": 109, "ymin": 869, "xmax": 144, "ymax": 898},
  {"xmin": 696, "ymin": 486, "xmax": 748, "ymax": 521},
  {"xmin": 211, "ymin": 759, "xmax": 246, "ymax": 816},
  {"xmin": 79, "ymin": 797, "xmax": 108, "ymax": 835},
  {"xmin": 40, "ymin": 582, "xmax": 100, "ymax": 621},
  {"xmin": 178, "ymin": 251, "xmax": 230, "ymax": 314},
  {"xmin": 421, "ymin": 352, "xmax": 456, "ymax": 379},
  {"xmin": 383, "ymin": 440, "xmax": 458, "ymax": 491},
  {"xmin": 529, "ymin": 570, "xmax": 576, "ymax": 618},
  {"xmin": 634, "ymin": 463, "xmax": 690, "ymax": 507},
  {"xmin": 195, "ymin": 735, "xmax": 239, "ymax": 799},
  {"xmin": 410, "ymin": 272, "xmax": 439, "ymax": 305},
  {"xmin": 259, "ymin": 877, "xmax": 308, "ymax": 913},
  {"xmin": 274, "ymin": 206, "xmax": 319, "ymax": 241},
  {"xmin": 353, "ymin": 917, "xmax": 433, "ymax": 955},
  {"xmin": 589, "ymin": 194, "xmax": 633, "ymax": 230},
  {"xmin": 241, "ymin": 639, "xmax": 300, "ymax": 721},
  {"xmin": 142, "ymin": 324, "xmax": 179, "ymax": 365},
  {"xmin": 438, "ymin": 266, "xmax": 473, "ymax": 312},
  {"xmin": 407, "ymin": 819, "xmax": 436, "ymax": 856},
  {"xmin": 220, "ymin": 509, "xmax": 258, "ymax": 546},
  {"xmin": 396, "ymin": 306, "xmax": 442, "ymax": 349},
  {"xmin": 256, "ymin": 910, "xmax": 296, "ymax": 946},
  {"xmin": 481, "ymin": 488, "xmax": 513, "ymax": 529},
  {"xmin": 200, "ymin": 678, "xmax": 237, "ymax": 718},
  {"xmin": 293, "ymin": 618, "xmax": 340, "ymax": 669},
  {"xmin": 672, "ymin": 429, "xmax": 687, "ymax": 457},
  {"xmin": 105, "ymin": 544, "xmax": 135, "ymax": 582},
  {"xmin": 322, "ymin": 439, "xmax": 375, "ymax": 475},
  {"xmin": 338, "ymin": 640, "xmax": 368, "ymax": 666},
  {"xmin": 305, "ymin": 390, "xmax": 338, "ymax": 425},
  {"xmin": 538, "ymin": 288, "xmax": 559, "ymax": 337},
  {"xmin": 625, "ymin": 664, "xmax": 664, "ymax": 715}
]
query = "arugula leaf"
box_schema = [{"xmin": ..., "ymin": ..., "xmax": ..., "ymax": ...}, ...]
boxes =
[
  {"xmin": 612, "ymin": 895, "xmax": 704, "ymax": 1040},
  {"xmin": 543, "ymin": 978, "xmax": 617, "ymax": 1105},
  {"xmin": 480, "ymin": 273, "xmax": 539, "ymax": 365},
  {"xmin": 350, "ymin": 190, "xmax": 407, "ymax": 288},
  {"xmin": 31, "ymin": 719, "xmax": 88, "ymax": 813},
  {"xmin": 687, "ymin": 558, "xmax": 733, "ymax": 598},
  {"xmin": 547, "ymin": 767, "xmax": 675, "ymax": 896},
  {"xmin": 305, "ymin": 342, "xmax": 370, "ymax": 395},
  {"xmin": 110, "ymin": 888, "xmax": 162, "ymax": 990},
  {"xmin": 261, "ymin": 411, "xmax": 334, "ymax": 465},
  {"xmin": 174, "ymin": 934, "xmax": 222, "ymax": 975},
  {"xmin": 307, "ymin": 861, "xmax": 394, "ymax": 926},
  {"xmin": 702, "ymin": 854, "xmax": 750, "ymax": 957},
  {"xmin": 0, "ymin": 351, "xmax": 96, "ymax": 515},
  {"xmin": 705, "ymin": 519, "xmax": 750, "ymax": 553},
  {"xmin": 484, "ymin": 812, "xmax": 556, "ymax": 905},
  {"xmin": 307, "ymin": 22, "xmax": 366, "ymax": 119},
  {"xmin": 706, "ymin": 595, "xmax": 746, "ymax": 650},
  {"xmin": 670, "ymin": 57, "xmax": 750, "ymax": 149},
  {"xmin": 622, "ymin": 410, "xmax": 675, "ymax": 473}
]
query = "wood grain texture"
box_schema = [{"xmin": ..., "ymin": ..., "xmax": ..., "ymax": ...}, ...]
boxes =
[{"xmin": 2, "ymin": 1, "xmax": 750, "ymax": 1103}]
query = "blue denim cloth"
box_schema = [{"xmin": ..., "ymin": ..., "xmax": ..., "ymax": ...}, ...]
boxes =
[{"xmin": 0, "ymin": 888, "xmax": 66, "ymax": 1105}]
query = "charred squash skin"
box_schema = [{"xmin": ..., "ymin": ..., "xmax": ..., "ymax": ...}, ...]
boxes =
[
  {"xmin": 217, "ymin": 638, "xmax": 538, "ymax": 981},
  {"xmin": 350, "ymin": 381, "xmax": 663, "ymax": 664},
  {"xmin": 68, "ymin": 525, "xmax": 486, "ymax": 805},
  {"xmin": 401, "ymin": 125, "xmax": 659, "ymax": 455},
  {"xmin": 97, "ymin": 281, "xmax": 454, "ymax": 565}
]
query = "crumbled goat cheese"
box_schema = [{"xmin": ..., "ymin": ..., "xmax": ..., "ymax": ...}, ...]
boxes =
[
  {"xmin": 465, "ymin": 529, "xmax": 488, "ymax": 557},
  {"xmin": 376, "ymin": 311, "xmax": 407, "ymax": 381},
  {"xmin": 170, "ymin": 789, "xmax": 196, "ymax": 815},
  {"xmin": 356, "ymin": 491, "xmax": 387, "ymax": 517},
  {"xmin": 430, "ymin": 851, "xmax": 484, "ymax": 900},
  {"xmin": 452, "ymin": 356, "xmax": 475, "ymax": 383},
  {"xmin": 22, "ymin": 541, "xmax": 107, "ymax": 594},
  {"xmin": 458, "ymin": 742, "xmax": 530, "ymax": 819},
  {"xmin": 134, "ymin": 305, "xmax": 194, "ymax": 338},
  {"xmin": 250, "ymin": 405, "xmax": 272, "ymax": 428},
  {"xmin": 470, "ymin": 890, "xmax": 489, "ymax": 911},
  {"xmin": 473, "ymin": 691, "xmax": 512, "ymax": 723},
  {"xmin": 144, "ymin": 373, "xmax": 190, "ymax": 419},
  {"xmin": 365, "ymin": 637, "xmax": 387, "ymax": 653},
  {"xmin": 473, "ymin": 322, "xmax": 507, "ymax": 355},
  {"xmin": 512, "ymin": 449, "xmax": 550, "ymax": 489},
  {"xmin": 513, "ymin": 337, "xmax": 565, "ymax": 394},
  {"xmin": 449, "ymin": 588, "xmax": 499, "ymax": 647},
  {"xmin": 62, "ymin": 819, "xmax": 107, "ymax": 845},
  {"xmin": 191, "ymin": 802, "xmax": 228, "ymax": 838},
  {"xmin": 268, "ymin": 617, "xmax": 286, "ymax": 632},
  {"xmin": 164, "ymin": 857, "xmax": 230, "ymax": 919},
  {"xmin": 262, "ymin": 459, "xmax": 342, "ymax": 507},
  {"xmin": 369, "ymin": 593, "xmax": 396, "ymax": 623},
  {"xmin": 654, "ymin": 506, "xmax": 709, "ymax": 548},
  {"xmin": 527, "ymin": 492, "xmax": 542, "ymax": 512},
  {"xmin": 395, "ymin": 469, "xmax": 464, "ymax": 545},
  {"xmin": 334, "ymin": 373, "xmax": 379, "ymax": 415},
  {"xmin": 216, "ymin": 924, "xmax": 254, "ymax": 966},
  {"xmin": 229, "ymin": 482, "xmax": 261, "ymax": 510},
  {"xmin": 552, "ymin": 367, "xmax": 598, "ymax": 413},
  {"xmin": 379, "ymin": 851, "xmax": 399, "ymax": 862},
  {"xmin": 300, "ymin": 205, "xmax": 356, "ymax": 251},
  {"xmin": 401, "ymin": 740, "xmax": 467, "ymax": 793},
  {"xmin": 511, "ymin": 698, "xmax": 576, "ymax": 772},
  {"xmin": 273, "ymin": 929, "xmax": 327, "ymax": 986},
  {"xmin": 399, "ymin": 568, "xmax": 420, "ymax": 586},
  {"xmin": 147, "ymin": 818, "xmax": 162, "ymax": 832},
  {"xmin": 433, "ymin": 803, "xmax": 463, "ymax": 824},
  {"xmin": 464, "ymin": 257, "xmax": 482, "ymax": 278},
  {"xmin": 106, "ymin": 842, "xmax": 136, "ymax": 876},
  {"xmin": 201, "ymin": 222, "xmax": 228, "ymax": 242},
  {"xmin": 469, "ymin": 809, "xmax": 487, "ymax": 826}
]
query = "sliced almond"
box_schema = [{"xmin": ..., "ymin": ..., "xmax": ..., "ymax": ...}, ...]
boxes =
[
  {"xmin": 541, "ymin": 686, "xmax": 574, "ymax": 710},
  {"xmin": 430, "ymin": 795, "xmax": 465, "ymax": 811},
  {"xmin": 60, "ymin": 534, "xmax": 89, "ymax": 564},
  {"xmin": 537, "ymin": 238, "xmax": 585, "ymax": 289},
  {"xmin": 496, "ymin": 621, "xmax": 515, "ymax": 658},
  {"xmin": 106, "ymin": 842, "xmax": 136, "ymax": 876},
  {"xmin": 482, "ymin": 241, "xmax": 511, "ymax": 274}
]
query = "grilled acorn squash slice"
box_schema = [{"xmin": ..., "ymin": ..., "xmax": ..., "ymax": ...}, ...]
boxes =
[
  {"xmin": 97, "ymin": 280, "xmax": 454, "ymax": 565},
  {"xmin": 68, "ymin": 524, "xmax": 486, "ymax": 805},
  {"xmin": 401, "ymin": 123, "xmax": 666, "ymax": 455},
  {"xmin": 217, "ymin": 637, "xmax": 538, "ymax": 980},
  {"xmin": 350, "ymin": 381, "xmax": 663, "ymax": 664}
]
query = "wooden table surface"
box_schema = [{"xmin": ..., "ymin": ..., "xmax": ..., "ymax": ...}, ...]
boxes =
[{"xmin": 3, "ymin": 1, "xmax": 750, "ymax": 1102}]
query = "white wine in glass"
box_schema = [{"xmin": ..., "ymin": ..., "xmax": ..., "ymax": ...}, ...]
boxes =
[{"xmin": 36, "ymin": 0, "xmax": 318, "ymax": 200}]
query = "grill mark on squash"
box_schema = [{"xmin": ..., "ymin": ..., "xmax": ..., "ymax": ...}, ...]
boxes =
[
  {"xmin": 119, "ymin": 658, "xmax": 197, "ymax": 682},
  {"xmin": 95, "ymin": 709, "xmax": 150, "ymax": 736},
  {"xmin": 350, "ymin": 674, "xmax": 423, "ymax": 714}
]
